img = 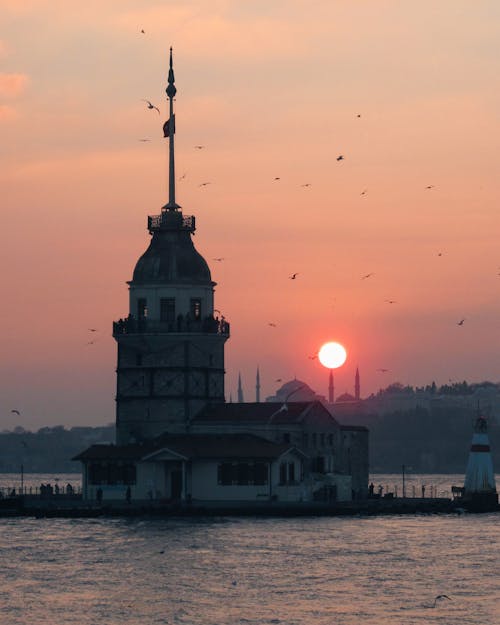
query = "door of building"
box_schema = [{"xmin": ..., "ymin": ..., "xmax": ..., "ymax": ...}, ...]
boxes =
[{"xmin": 171, "ymin": 470, "xmax": 182, "ymax": 500}]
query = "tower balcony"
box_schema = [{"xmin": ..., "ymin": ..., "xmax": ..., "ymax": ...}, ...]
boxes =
[
  {"xmin": 113, "ymin": 314, "xmax": 230, "ymax": 337},
  {"xmin": 148, "ymin": 212, "xmax": 195, "ymax": 233}
]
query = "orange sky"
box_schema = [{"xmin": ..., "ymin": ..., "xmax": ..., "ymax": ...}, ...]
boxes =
[{"xmin": 1, "ymin": 1, "xmax": 500, "ymax": 429}]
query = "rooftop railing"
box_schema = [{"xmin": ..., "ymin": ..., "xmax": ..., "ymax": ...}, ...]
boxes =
[
  {"xmin": 148, "ymin": 213, "xmax": 195, "ymax": 233},
  {"xmin": 113, "ymin": 314, "xmax": 230, "ymax": 337}
]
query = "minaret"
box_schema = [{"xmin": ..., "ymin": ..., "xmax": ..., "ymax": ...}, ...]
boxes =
[
  {"xmin": 463, "ymin": 413, "xmax": 497, "ymax": 505},
  {"xmin": 355, "ymin": 367, "xmax": 360, "ymax": 400},
  {"xmin": 113, "ymin": 49, "xmax": 230, "ymax": 444},
  {"xmin": 328, "ymin": 370, "xmax": 334, "ymax": 404},
  {"xmin": 256, "ymin": 367, "xmax": 261, "ymax": 403},
  {"xmin": 237, "ymin": 373, "xmax": 244, "ymax": 403}
]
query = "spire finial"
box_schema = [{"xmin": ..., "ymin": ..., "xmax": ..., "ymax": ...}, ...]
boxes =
[{"xmin": 163, "ymin": 46, "xmax": 180, "ymax": 211}]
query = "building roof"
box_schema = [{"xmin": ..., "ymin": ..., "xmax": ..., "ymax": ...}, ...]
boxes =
[
  {"xmin": 193, "ymin": 401, "xmax": 337, "ymax": 426},
  {"xmin": 132, "ymin": 211, "xmax": 212, "ymax": 285},
  {"xmin": 74, "ymin": 433, "xmax": 302, "ymax": 462},
  {"xmin": 340, "ymin": 424, "xmax": 368, "ymax": 432}
]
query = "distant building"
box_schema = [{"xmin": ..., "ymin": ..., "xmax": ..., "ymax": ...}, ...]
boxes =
[{"xmin": 75, "ymin": 51, "xmax": 368, "ymax": 507}]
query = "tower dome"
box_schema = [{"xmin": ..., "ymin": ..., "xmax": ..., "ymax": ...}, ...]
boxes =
[{"xmin": 132, "ymin": 210, "xmax": 212, "ymax": 285}]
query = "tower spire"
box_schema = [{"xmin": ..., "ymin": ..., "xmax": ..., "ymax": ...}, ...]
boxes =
[
  {"xmin": 256, "ymin": 367, "xmax": 261, "ymax": 403},
  {"xmin": 238, "ymin": 372, "xmax": 244, "ymax": 403},
  {"xmin": 164, "ymin": 47, "xmax": 180, "ymax": 211}
]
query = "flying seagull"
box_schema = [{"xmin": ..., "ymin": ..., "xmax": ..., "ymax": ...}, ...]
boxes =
[
  {"xmin": 385, "ymin": 299, "xmax": 397, "ymax": 304},
  {"xmin": 301, "ymin": 183, "xmax": 311, "ymax": 187},
  {"xmin": 178, "ymin": 172, "xmax": 187, "ymax": 181},
  {"xmin": 199, "ymin": 182, "xmax": 211, "ymax": 187},
  {"xmin": 138, "ymin": 138, "xmax": 151, "ymax": 142},
  {"xmin": 457, "ymin": 319, "xmax": 465, "ymax": 326},
  {"xmin": 336, "ymin": 155, "xmax": 344, "ymax": 161},
  {"xmin": 425, "ymin": 185, "xmax": 435, "ymax": 189},
  {"xmin": 377, "ymin": 368, "xmax": 389, "ymax": 373},
  {"xmin": 361, "ymin": 273, "xmax": 374, "ymax": 280},
  {"xmin": 142, "ymin": 100, "xmax": 160, "ymax": 114},
  {"xmin": 140, "ymin": 29, "xmax": 145, "ymax": 34},
  {"xmin": 88, "ymin": 328, "xmax": 98, "ymax": 332},
  {"xmin": 273, "ymin": 177, "xmax": 281, "ymax": 181},
  {"xmin": 194, "ymin": 145, "xmax": 205, "ymax": 150},
  {"xmin": 360, "ymin": 189, "xmax": 368, "ymax": 196},
  {"xmin": 289, "ymin": 273, "xmax": 299, "ymax": 280},
  {"xmin": 431, "ymin": 595, "xmax": 452, "ymax": 608},
  {"xmin": 268, "ymin": 323, "xmax": 277, "ymax": 327},
  {"xmin": 275, "ymin": 378, "xmax": 282, "ymax": 383},
  {"xmin": 213, "ymin": 257, "xmax": 224, "ymax": 262},
  {"xmin": 11, "ymin": 409, "xmax": 21, "ymax": 415}
]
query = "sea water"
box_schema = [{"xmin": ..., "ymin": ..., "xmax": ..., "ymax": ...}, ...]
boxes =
[{"xmin": 0, "ymin": 486, "xmax": 498, "ymax": 625}]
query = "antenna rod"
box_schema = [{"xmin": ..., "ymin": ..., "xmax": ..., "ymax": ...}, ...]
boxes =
[{"xmin": 165, "ymin": 47, "xmax": 180, "ymax": 210}]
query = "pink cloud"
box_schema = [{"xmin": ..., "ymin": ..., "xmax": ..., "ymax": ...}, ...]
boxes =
[{"xmin": 0, "ymin": 73, "xmax": 29, "ymax": 98}]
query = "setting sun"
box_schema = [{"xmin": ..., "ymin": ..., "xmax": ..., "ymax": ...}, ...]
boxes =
[{"xmin": 318, "ymin": 342, "xmax": 347, "ymax": 369}]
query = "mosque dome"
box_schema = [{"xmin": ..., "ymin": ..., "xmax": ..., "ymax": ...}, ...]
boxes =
[
  {"xmin": 336, "ymin": 392, "xmax": 357, "ymax": 403},
  {"xmin": 131, "ymin": 210, "xmax": 212, "ymax": 285},
  {"xmin": 277, "ymin": 379, "xmax": 314, "ymax": 396}
]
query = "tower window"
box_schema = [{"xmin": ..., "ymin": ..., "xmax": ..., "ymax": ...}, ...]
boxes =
[
  {"xmin": 160, "ymin": 298, "xmax": 175, "ymax": 322},
  {"xmin": 190, "ymin": 298, "xmax": 202, "ymax": 320},
  {"xmin": 137, "ymin": 298, "xmax": 147, "ymax": 318}
]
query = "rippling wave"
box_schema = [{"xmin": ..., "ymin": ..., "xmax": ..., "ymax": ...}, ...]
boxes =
[{"xmin": 0, "ymin": 511, "xmax": 498, "ymax": 625}]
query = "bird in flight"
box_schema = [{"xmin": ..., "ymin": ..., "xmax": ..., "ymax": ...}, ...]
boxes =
[
  {"xmin": 457, "ymin": 319, "xmax": 465, "ymax": 326},
  {"xmin": 361, "ymin": 273, "xmax": 374, "ymax": 280},
  {"xmin": 142, "ymin": 100, "xmax": 160, "ymax": 114},
  {"xmin": 356, "ymin": 114, "xmax": 361, "ymax": 118},
  {"xmin": 88, "ymin": 328, "xmax": 98, "ymax": 332},
  {"xmin": 138, "ymin": 138, "xmax": 151, "ymax": 142},
  {"xmin": 301, "ymin": 183, "xmax": 311, "ymax": 187},
  {"xmin": 437, "ymin": 252, "xmax": 443, "ymax": 256},
  {"xmin": 289, "ymin": 273, "xmax": 299, "ymax": 280},
  {"xmin": 11, "ymin": 409, "xmax": 21, "ymax": 415},
  {"xmin": 377, "ymin": 368, "xmax": 389, "ymax": 373},
  {"xmin": 86, "ymin": 341, "xmax": 96, "ymax": 345},
  {"xmin": 336, "ymin": 155, "xmax": 344, "ymax": 161},
  {"xmin": 273, "ymin": 177, "xmax": 280, "ymax": 181},
  {"xmin": 360, "ymin": 189, "xmax": 368, "ymax": 196},
  {"xmin": 268, "ymin": 322, "xmax": 277, "ymax": 327},
  {"xmin": 194, "ymin": 145, "xmax": 205, "ymax": 150},
  {"xmin": 213, "ymin": 257, "xmax": 224, "ymax": 262},
  {"xmin": 385, "ymin": 299, "xmax": 397, "ymax": 304},
  {"xmin": 308, "ymin": 355, "xmax": 318, "ymax": 360},
  {"xmin": 199, "ymin": 182, "xmax": 211, "ymax": 187},
  {"xmin": 140, "ymin": 29, "xmax": 145, "ymax": 34},
  {"xmin": 431, "ymin": 595, "xmax": 451, "ymax": 608},
  {"xmin": 178, "ymin": 172, "xmax": 187, "ymax": 181},
  {"xmin": 425, "ymin": 185, "xmax": 435, "ymax": 190}
]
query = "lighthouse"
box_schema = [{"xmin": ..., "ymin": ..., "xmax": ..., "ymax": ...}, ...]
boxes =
[
  {"xmin": 112, "ymin": 49, "xmax": 229, "ymax": 444},
  {"xmin": 463, "ymin": 413, "xmax": 498, "ymax": 510}
]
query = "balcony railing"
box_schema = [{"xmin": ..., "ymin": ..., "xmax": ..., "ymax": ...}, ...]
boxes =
[
  {"xmin": 148, "ymin": 213, "xmax": 195, "ymax": 233},
  {"xmin": 113, "ymin": 314, "xmax": 230, "ymax": 337}
]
